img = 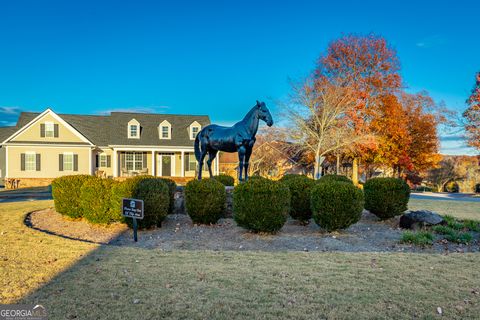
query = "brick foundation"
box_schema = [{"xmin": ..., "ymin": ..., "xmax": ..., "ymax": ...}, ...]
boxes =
[{"xmin": 5, "ymin": 178, "xmax": 54, "ymax": 189}]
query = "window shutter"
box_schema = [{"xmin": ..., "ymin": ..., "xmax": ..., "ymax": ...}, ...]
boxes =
[
  {"xmin": 74, "ymin": 154, "xmax": 79, "ymax": 171},
  {"xmin": 59, "ymin": 154, "xmax": 64, "ymax": 171},
  {"xmin": 36, "ymin": 154, "xmax": 41, "ymax": 171},
  {"xmin": 95, "ymin": 154, "xmax": 99, "ymax": 168},
  {"xmin": 143, "ymin": 152, "xmax": 147, "ymax": 169},
  {"xmin": 21, "ymin": 153, "xmax": 26, "ymax": 171},
  {"xmin": 185, "ymin": 153, "xmax": 189, "ymax": 171},
  {"xmin": 54, "ymin": 124, "xmax": 59, "ymax": 137},
  {"xmin": 107, "ymin": 155, "xmax": 111, "ymax": 168},
  {"xmin": 40, "ymin": 124, "xmax": 45, "ymax": 137}
]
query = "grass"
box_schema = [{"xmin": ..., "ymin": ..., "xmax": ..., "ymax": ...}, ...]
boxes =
[
  {"xmin": 408, "ymin": 198, "xmax": 480, "ymax": 221},
  {"xmin": 1, "ymin": 200, "xmax": 480, "ymax": 319},
  {"xmin": 400, "ymin": 231, "xmax": 434, "ymax": 246}
]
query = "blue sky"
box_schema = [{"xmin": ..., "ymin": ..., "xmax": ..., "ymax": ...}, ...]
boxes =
[{"xmin": 0, "ymin": 0, "xmax": 478, "ymax": 154}]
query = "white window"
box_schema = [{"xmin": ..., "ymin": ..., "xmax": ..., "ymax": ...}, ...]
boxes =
[
  {"xmin": 99, "ymin": 154, "xmax": 107, "ymax": 167},
  {"xmin": 189, "ymin": 121, "xmax": 201, "ymax": 140},
  {"xmin": 125, "ymin": 152, "xmax": 143, "ymax": 171},
  {"xmin": 130, "ymin": 125, "xmax": 138, "ymax": 138},
  {"xmin": 63, "ymin": 153, "xmax": 73, "ymax": 171},
  {"xmin": 191, "ymin": 126, "xmax": 200, "ymax": 139},
  {"xmin": 45, "ymin": 122, "xmax": 54, "ymax": 138},
  {"xmin": 188, "ymin": 153, "xmax": 197, "ymax": 171},
  {"xmin": 159, "ymin": 120, "xmax": 171, "ymax": 139},
  {"xmin": 128, "ymin": 119, "xmax": 140, "ymax": 139},
  {"xmin": 25, "ymin": 152, "xmax": 36, "ymax": 171}
]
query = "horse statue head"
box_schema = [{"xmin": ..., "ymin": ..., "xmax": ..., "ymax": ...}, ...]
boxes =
[{"xmin": 256, "ymin": 100, "xmax": 274, "ymax": 127}]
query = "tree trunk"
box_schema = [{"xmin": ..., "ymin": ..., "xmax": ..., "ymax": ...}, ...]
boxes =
[
  {"xmin": 336, "ymin": 154, "xmax": 340, "ymax": 174},
  {"xmin": 352, "ymin": 157, "xmax": 359, "ymax": 185}
]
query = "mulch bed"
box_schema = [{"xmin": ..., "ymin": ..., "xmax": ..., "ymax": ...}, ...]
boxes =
[{"xmin": 27, "ymin": 208, "xmax": 480, "ymax": 253}]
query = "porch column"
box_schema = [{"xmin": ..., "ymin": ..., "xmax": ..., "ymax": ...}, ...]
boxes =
[
  {"xmin": 151, "ymin": 151, "xmax": 156, "ymax": 176},
  {"xmin": 181, "ymin": 151, "xmax": 185, "ymax": 177},
  {"xmin": 113, "ymin": 149, "xmax": 118, "ymax": 177},
  {"xmin": 89, "ymin": 148, "xmax": 93, "ymax": 175},
  {"xmin": 215, "ymin": 153, "xmax": 220, "ymax": 175},
  {"xmin": 4, "ymin": 146, "xmax": 8, "ymax": 178}
]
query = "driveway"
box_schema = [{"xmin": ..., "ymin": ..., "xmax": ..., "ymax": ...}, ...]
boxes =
[
  {"xmin": 411, "ymin": 192, "xmax": 480, "ymax": 203},
  {"xmin": 0, "ymin": 186, "xmax": 53, "ymax": 203}
]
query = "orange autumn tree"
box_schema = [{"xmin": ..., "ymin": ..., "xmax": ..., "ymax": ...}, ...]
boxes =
[
  {"xmin": 315, "ymin": 34, "xmax": 402, "ymax": 183},
  {"xmin": 463, "ymin": 72, "xmax": 480, "ymax": 151}
]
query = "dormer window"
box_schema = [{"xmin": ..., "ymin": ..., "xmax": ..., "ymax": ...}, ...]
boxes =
[
  {"xmin": 189, "ymin": 121, "xmax": 201, "ymax": 140},
  {"xmin": 159, "ymin": 120, "xmax": 171, "ymax": 140},
  {"xmin": 128, "ymin": 119, "xmax": 140, "ymax": 139}
]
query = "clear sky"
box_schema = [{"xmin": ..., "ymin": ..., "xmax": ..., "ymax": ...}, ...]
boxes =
[{"xmin": 0, "ymin": 0, "xmax": 478, "ymax": 154}]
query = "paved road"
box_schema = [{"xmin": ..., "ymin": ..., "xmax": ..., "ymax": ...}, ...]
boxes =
[
  {"xmin": 0, "ymin": 186, "xmax": 53, "ymax": 203},
  {"xmin": 411, "ymin": 192, "xmax": 480, "ymax": 203}
]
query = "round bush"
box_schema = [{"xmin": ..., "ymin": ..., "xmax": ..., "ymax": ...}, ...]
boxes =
[
  {"xmin": 214, "ymin": 174, "xmax": 235, "ymax": 186},
  {"xmin": 364, "ymin": 177, "xmax": 410, "ymax": 219},
  {"xmin": 310, "ymin": 181, "xmax": 364, "ymax": 231},
  {"xmin": 279, "ymin": 174, "xmax": 314, "ymax": 222},
  {"xmin": 129, "ymin": 178, "xmax": 170, "ymax": 229},
  {"xmin": 52, "ymin": 175, "xmax": 96, "ymax": 218},
  {"xmin": 185, "ymin": 178, "xmax": 226, "ymax": 224},
  {"xmin": 110, "ymin": 176, "xmax": 152, "ymax": 219},
  {"xmin": 80, "ymin": 178, "xmax": 118, "ymax": 224},
  {"xmin": 233, "ymin": 178, "xmax": 290, "ymax": 233},
  {"xmin": 318, "ymin": 174, "xmax": 352, "ymax": 184},
  {"xmin": 158, "ymin": 178, "xmax": 177, "ymax": 214}
]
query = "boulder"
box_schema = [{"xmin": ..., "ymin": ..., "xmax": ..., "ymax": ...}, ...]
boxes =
[{"xmin": 399, "ymin": 210, "xmax": 445, "ymax": 229}]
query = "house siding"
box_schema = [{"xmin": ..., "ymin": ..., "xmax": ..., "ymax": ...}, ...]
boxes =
[
  {"xmin": 11, "ymin": 114, "xmax": 86, "ymax": 144},
  {"xmin": 7, "ymin": 146, "xmax": 90, "ymax": 178}
]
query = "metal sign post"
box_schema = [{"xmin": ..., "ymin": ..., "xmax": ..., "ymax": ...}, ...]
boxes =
[{"xmin": 122, "ymin": 198, "xmax": 144, "ymax": 242}]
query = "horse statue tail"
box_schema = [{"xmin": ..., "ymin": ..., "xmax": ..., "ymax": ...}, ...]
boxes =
[{"xmin": 194, "ymin": 133, "xmax": 202, "ymax": 162}]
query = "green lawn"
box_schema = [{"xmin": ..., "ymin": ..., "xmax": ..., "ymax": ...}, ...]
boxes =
[
  {"xmin": 1, "ymin": 200, "xmax": 480, "ymax": 319},
  {"xmin": 409, "ymin": 198, "xmax": 480, "ymax": 221}
]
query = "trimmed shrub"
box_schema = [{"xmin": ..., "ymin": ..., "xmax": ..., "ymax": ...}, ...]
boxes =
[
  {"xmin": 310, "ymin": 181, "xmax": 364, "ymax": 231},
  {"xmin": 214, "ymin": 174, "xmax": 235, "ymax": 186},
  {"xmin": 279, "ymin": 174, "xmax": 314, "ymax": 222},
  {"xmin": 158, "ymin": 178, "xmax": 177, "ymax": 214},
  {"xmin": 80, "ymin": 178, "xmax": 118, "ymax": 224},
  {"xmin": 130, "ymin": 178, "xmax": 170, "ymax": 228},
  {"xmin": 475, "ymin": 183, "xmax": 480, "ymax": 194},
  {"xmin": 364, "ymin": 177, "xmax": 410, "ymax": 219},
  {"xmin": 185, "ymin": 178, "xmax": 226, "ymax": 224},
  {"xmin": 318, "ymin": 174, "xmax": 353, "ymax": 185},
  {"xmin": 51, "ymin": 174, "xmax": 96, "ymax": 218},
  {"xmin": 234, "ymin": 178, "xmax": 290, "ymax": 233},
  {"xmin": 110, "ymin": 176, "xmax": 169, "ymax": 229}
]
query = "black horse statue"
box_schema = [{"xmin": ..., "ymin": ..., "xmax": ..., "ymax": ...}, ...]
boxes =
[{"xmin": 194, "ymin": 100, "xmax": 273, "ymax": 181}]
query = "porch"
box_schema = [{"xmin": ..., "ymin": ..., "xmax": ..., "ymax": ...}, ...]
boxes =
[{"xmin": 112, "ymin": 149, "xmax": 219, "ymax": 178}]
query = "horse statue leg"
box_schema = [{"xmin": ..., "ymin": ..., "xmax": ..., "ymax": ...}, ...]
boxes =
[
  {"xmin": 207, "ymin": 150, "xmax": 218, "ymax": 178},
  {"xmin": 197, "ymin": 148, "xmax": 208, "ymax": 180},
  {"xmin": 244, "ymin": 146, "xmax": 253, "ymax": 181},
  {"xmin": 237, "ymin": 146, "xmax": 246, "ymax": 182}
]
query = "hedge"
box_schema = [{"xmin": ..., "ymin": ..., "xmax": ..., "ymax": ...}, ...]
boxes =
[
  {"xmin": 234, "ymin": 177, "xmax": 290, "ymax": 233},
  {"xmin": 364, "ymin": 177, "xmax": 410, "ymax": 219},
  {"xmin": 317, "ymin": 174, "xmax": 353, "ymax": 185},
  {"xmin": 214, "ymin": 174, "xmax": 235, "ymax": 186},
  {"xmin": 110, "ymin": 176, "xmax": 169, "ymax": 229},
  {"xmin": 310, "ymin": 181, "xmax": 364, "ymax": 231},
  {"xmin": 80, "ymin": 178, "xmax": 119, "ymax": 224},
  {"xmin": 52, "ymin": 175, "xmax": 96, "ymax": 218},
  {"xmin": 185, "ymin": 178, "xmax": 226, "ymax": 224},
  {"xmin": 279, "ymin": 174, "xmax": 314, "ymax": 222},
  {"xmin": 158, "ymin": 178, "xmax": 177, "ymax": 214}
]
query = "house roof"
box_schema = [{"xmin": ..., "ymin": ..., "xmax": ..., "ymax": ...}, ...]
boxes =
[{"xmin": 4, "ymin": 111, "xmax": 210, "ymax": 147}]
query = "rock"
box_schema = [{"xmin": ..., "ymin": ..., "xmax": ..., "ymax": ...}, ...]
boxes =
[
  {"xmin": 436, "ymin": 307, "xmax": 442, "ymax": 315},
  {"xmin": 399, "ymin": 210, "xmax": 444, "ymax": 229}
]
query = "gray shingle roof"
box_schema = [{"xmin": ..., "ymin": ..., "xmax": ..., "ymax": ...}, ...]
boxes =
[
  {"xmin": 2, "ymin": 111, "xmax": 210, "ymax": 147},
  {"xmin": 0, "ymin": 126, "xmax": 17, "ymax": 143}
]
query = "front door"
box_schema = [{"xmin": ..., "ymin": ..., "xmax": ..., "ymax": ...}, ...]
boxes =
[{"xmin": 157, "ymin": 153, "xmax": 175, "ymax": 177}]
